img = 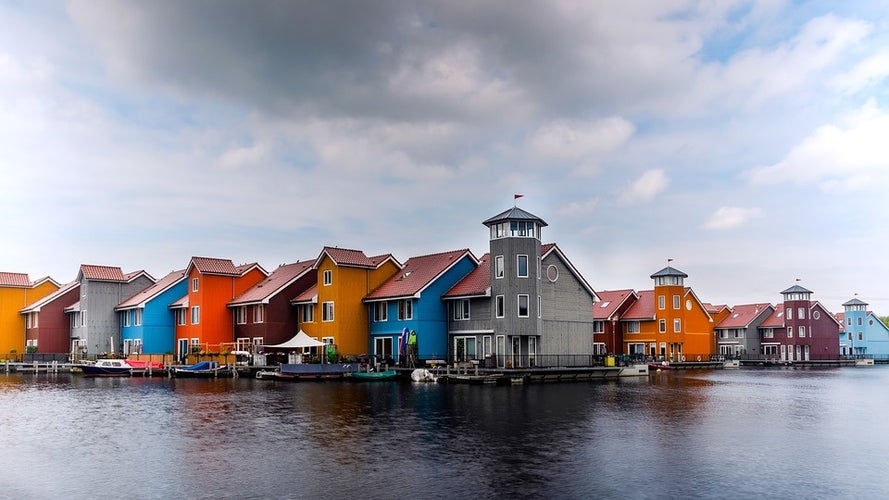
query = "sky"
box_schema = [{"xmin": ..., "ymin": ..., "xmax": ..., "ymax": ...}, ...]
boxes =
[{"xmin": 2, "ymin": 1, "xmax": 888, "ymax": 315}]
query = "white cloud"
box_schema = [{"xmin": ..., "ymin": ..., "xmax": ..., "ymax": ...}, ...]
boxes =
[
  {"xmin": 747, "ymin": 100, "xmax": 889, "ymax": 192},
  {"xmin": 529, "ymin": 117, "xmax": 634, "ymax": 162},
  {"xmin": 830, "ymin": 50, "xmax": 889, "ymax": 95},
  {"xmin": 619, "ymin": 169, "xmax": 669, "ymax": 205},
  {"xmin": 703, "ymin": 206, "xmax": 764, "ymax": 230}
]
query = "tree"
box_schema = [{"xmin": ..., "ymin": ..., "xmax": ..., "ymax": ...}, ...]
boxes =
[{"xmin": 880, "ymin": 315, "xmax": 889, "ymax": 328}]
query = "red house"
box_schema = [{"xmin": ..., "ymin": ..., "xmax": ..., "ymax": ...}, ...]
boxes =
[{"xmin": 20, "ymin": 281, "xmax": 80, "ymax": 358}]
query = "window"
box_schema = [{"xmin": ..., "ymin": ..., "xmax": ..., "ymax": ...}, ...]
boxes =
[
  {"xmin": 517, "ymin": 255, "xmax": 529, "ymax": 278},
  {"xmin": 483, "ymin": 336, "xmax": 492, "ymax": 358},
  {"xmin": 495, "ymin": 295, "xmax": 505, "ymax": 318},
  {"xmin": 123, "ymin": 311, "xmax": 131, "ymax": 327},
  {"xmin": 859, "ymin": 332, "xmax": 863, "ymax": 341},
  {"xmin": 192, "ymin": 278, "xmax": 199, "ymax": 292},
  {"xmin": 538, "ymin": 296, "xmax": 541, "ymax": 318},
  {"xmin": 191, "ymin": 306, "xmax": 200, "ymax": 325},
  {"xmin": 673, "ymin": 295, "xmax": 680, "ymax": 310},
  {"xmin": 253, "ymin": 305, "xmax": 264, "ymax": 324},
  {"xmin": 857, "ymin": 317, "xmax": 863, "ymax": 326},
  {"xmin": 659, "ymin": 319, "xmax": 666, "ymax": 333},
  {"xmin": 518, "ymin": 294, "xmax": 529, "ymax": 317},
  {"xmin": 374, "ymin": 302, "xmax": 387, "ymax": 322},
  {"xmin": 176, "ymin": 309, "xmax": 186, "ymax": 326},
  {"xmin": 135, "ymin": 309, "xmax": 142, "ymax": 326},
  {"xmin": 762, "ymin": 328, "xmax": 773, "ymax": 339},
  {"xmin": 734, "ymin": 329, "xmax": 742, "ymax": 339},
  {"xmin": 798, "ymin": 307, "xmax": 806, "ymax": 320},
  {"xmin": 674, "ymin": 318, "xmax": 681, "ymax": 333},
  {"xmin": 300, "ymin": 304, "xmax": 314, "ymax": 323},
  {"xmin": 398, "ymin": 300, "xmax": 413, "ymax": 320},
  {"xmin": 374, "ymin": 336, "xmax": 393, "ymax": 359},
  {"xmin": 454, "ymin": 300, "xmax": 470, "ymax": 320},
  {"xmin": 235, "ymin": 306, "xmax": 247, "ymax": 324},
  {"xmin": 813, "ymin": 310, "xmax": 820, "ymax": 320},
  {"xmin": 495, "ymin": 255, "xmax": 504, "ymax": 279},
  {"xmin": 798, "ymin": 326, "xmax": 805, "ymax": 338},
  {"xmin": 848, "ymin": 318, "xmax": 852, "ymax": 326},
  {"xmin": 787, "ymin": 327, "xmax": 792, "ymax": 338},
  {"xmin": 593, "ymin": 321, "xmax": 605, "ymax": 333},
  {"xmin": 658, "ymin": 295, "xmax": 665, "ymax": 310},
  {"xmin": 537, "ymin": 257, "xmax": 541, "ymax": 280},
  {"xmin": 190, "ymin": 338, "xmax": 200, "ymax": 348},
  {"xmin": 322, "ymin": 302, "xmax": 334, "ymax": 322},
  {"xmin": 627, "ymin": 321, "xmax": 640, "ymax": 333},
  {"xmin": 323, "ymin": 269, "xmax": 332, "ymax": 286},
  {"xmin": 786, "ymin": 307, "xmax": 792, "ymax": 320}
]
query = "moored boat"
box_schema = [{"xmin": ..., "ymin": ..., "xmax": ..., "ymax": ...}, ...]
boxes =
[
  {"xmin": 349, "ymin": 369, "xmax": 398, "ymax": 381},
  {"xmin": 171, "ymin": 361, "xmax": 228, "ymax": 378},
  {"xmin": 78, "ymin": 359, "xmax": 133, "ymax": 377}
]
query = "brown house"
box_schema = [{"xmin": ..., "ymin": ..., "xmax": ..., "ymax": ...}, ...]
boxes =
[{"xmin": 20, "ymin": 281, "xmax": 80, "ymax": 358}]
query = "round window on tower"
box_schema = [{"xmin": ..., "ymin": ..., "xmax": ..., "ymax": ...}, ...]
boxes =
[
  {"xmin": 546, "ymin": 265, "xmax": 559, "ymax": 282},
  {"xmin": 685, "ymin": 299, "xmax": 692, "ymax": 311}
]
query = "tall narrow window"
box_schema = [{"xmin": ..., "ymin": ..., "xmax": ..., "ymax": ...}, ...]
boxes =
[
  {"xmin": 323, "ymin": 270, "xmax": 332, "ymax": 285},
  {"xmin": 658, "ymin": 295, "xmax": 665, "ymax": 310},
  {"xmin": 322, "ymin": 301, "xmax": 334, "ymax": 322},
  {"xmin": 236, "ymin": 306, "xmax": 246, "ymax": 324},
  {"xmin": 398, "ymin": 300, "xmax": 413, "ymax": 320},
  {"xmin": 518, "ymin": 294, "xmax": 530, "ymax": 317},
  {"xmin": 517, "ymin": 255, "xmax": 529, "ymax": 278},
  {"xmin": 375, "ymin": 302, "xmax": 387, "ymax": 322},
  {"xmin": 253, "ymin": 305, "xmax": 264, "ymax": 324},
  {"xmin": 495, "ymin": 295, "xmax": 505, "ymax": 318},
  {"xmin": 454, "ymin": 300, "xmax": 470, "ymax": 320},
  {"xmin": 135, "ymin": 309, "xmax": 142, "ymax": 326},
  {"xmin": 673, "ymin": 295, "xmax": 680, "ymax": 309},
  {"xmin": 659, "ymin": 319, "xmax": 666, "ymax": 333},
  {"xmin": 192, "ymin": 278, "xmax": 199, "ymax": 292},
  {"xmin": 495, "ymin": 255, "xmax": 504, "ymax": 279},
  {"xmin": 674, "ymin": 318, "xmax": 681, "ymax": 333},
  {"xmin": 191, "ymin": 306, "xmax": 200, "ymax": 325}
]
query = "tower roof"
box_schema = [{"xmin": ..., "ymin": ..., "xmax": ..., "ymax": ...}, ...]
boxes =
[
  {"xmin": 842, "ymin": 297, "xmax": 868, "ymax": 307},
  {"xmin": 781, "ymin": 284, "xmax": 812, "ymax": 295},
  {"xmin": 650, "ymin": 266, "xmax": 688, "ymax": 279},
  {"xmin": 482, "ymin": 207, "xmax": 547, "ymax": 227}
]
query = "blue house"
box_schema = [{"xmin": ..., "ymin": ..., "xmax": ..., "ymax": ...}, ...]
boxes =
[
  {"xmin": 364, "ymin": 249, "xmax": 478, "ymax": 364},
  {"xmin": 116, "ymin": 269, "xmax": 187, "ymax": 355},
  {"xmin": 839, "ymin": 297, "xmax": 889, "ymax": 360}
]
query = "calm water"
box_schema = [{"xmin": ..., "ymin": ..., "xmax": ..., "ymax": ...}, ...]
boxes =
[{"xmin": 1, "ymin": 367, "xmax": 888, "ymax": 500}]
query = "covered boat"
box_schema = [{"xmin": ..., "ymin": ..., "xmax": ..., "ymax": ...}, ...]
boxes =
[
  {"xmin": 171, "ymin": 361, "xmax": 228, "ymax": 378},
  {"xmin": 78, "ymin": 359, "xmax": 133, "ymax": 377}
]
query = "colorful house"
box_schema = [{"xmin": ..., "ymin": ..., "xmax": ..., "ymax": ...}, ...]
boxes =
[
  {"xmin": 66, "ymin": 265, "xmax": 154, "ymax": 360},
  {"xmin": 838, "ymin": 297, "xmax": 889, "ymax": 359},
  {"xmin": 621, "ymin": 266, "xmax": 717, "ymax": 361},
  {"xmin": 292, "ymin": 247, "xmax": 400, "ymax": 359},
  {"xmin": 364, "ymin": 248, "xmax": 478, "ymax": 364},
  {"xmin": 173, "ymin": 257, "xmax": 267, "ymax": 359},
  {"xmin": 0, "ymin": 272, "xmax": 61, "ymax": 356},
  {"xmin": 20, "ymin": 281, "xmax": 80, "ymax": 358},
  {"xmin": 115, "ymin": 269, "xmax": 188, "ymax": 356},
  {"xmin": 592, "ymin": 289, "xmax": 638, "ymax": 355},
  {"xmin": 714, "ymin": 303, "xmax": 774, "ymax": 358},
  {"xmin": 757, "ymin": 284, "xmax": 840, "ymax": 362},
  {"xmin": 443, "ymin": 207, "xmax": 599, "ymax": 368},
  {"xmin": 228, "ymin": 261, "xmax": 316, "ymax": 349}
]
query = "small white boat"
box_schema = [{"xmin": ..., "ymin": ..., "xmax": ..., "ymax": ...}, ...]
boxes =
[
  {"xmin": 855, "ymin": 358, "xmax": 875, "ymax": 367},
  {"xmin": 78, "ymin": 359, "xmax": 133, "ymax": 377},
  {"xmin": 410, "ymin": 368, "xmax": 437, "ymax": 382}
]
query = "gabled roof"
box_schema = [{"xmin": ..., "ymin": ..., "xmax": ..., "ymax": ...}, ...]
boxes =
[
  {"xmin": 229, "ymin": 261, "xmax": 314, "ymax": 306},
  {"xmin": 0, "ymin": 272, "xmax": 32, "ymax": 287},
  {"xmin": 79, "ymin": 264, "xmax": 127, "ymax": 282},
  {"xmin": 123, "ymin": 270, "xmax": 155, "ymax": 282},
  {"xmin": 291, "ymin": 284, "xmax": 318, "ymax": 304},
  {"xmin": 650, "ymin": 266, "xmax": 688, "ymax": 279},
  {"xmin": 366, "ymin": 249, "xmax": 477, "ymax": 301},
  {"xmin": 541, "ymin": 243, "xmax": 599, "ymax": 301},
  {"xmin": 482, "ymin": 206, "xmax": 548, "ymax": 227},
  {"xmin": 64, "ymin": 301, "xmax": 81, "ymax": 313},
  {"xmin": 188, "ymin": 257, "xmax": 240, "ymax": 276},
  {"xmin": 443, "ymin": 253, "xmax": 491, "ymax": 299},
  {"xmin": 716, "ymin": 303, "xmax": 773, "ymax": 329},
  {"xmin": 593, "ymin": 289, "xmax": 638, "ymax": 321},
  {"xmin": 781, "ymin": 284, "xmax": 812, "ymax": 295},
  {"xmin": 314, "ymin": 246, "xmax": 401, "ymax": 270},
  {"xmin": 20, "ymin": 281, "xmax": 79, "ymax": 313},
  {"xmin": 168, "ymin": 295, "xmax": 188, "ymax": 309},
  {"xmin": 30, "ymin": 276, "xmax": 61, "ymax": 288},
  {"xmin": 704, "ymin": 303, "xmax": 728, "ymax": 315},
  {"xmin": 621, "ymin": 290, "xmax": 655, "ymax": 320},
  {"xmin": 760, "ymin": 304, "xmax": 786, "ymax": 328},
  {"xmin": 116, "ymin": 269, "xmax": 186, "ymax": 311}
]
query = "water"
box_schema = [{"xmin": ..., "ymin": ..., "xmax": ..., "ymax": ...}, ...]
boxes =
[{"xmin": 1, "ymin": 368, "xmax": 888, "ymax": 499}]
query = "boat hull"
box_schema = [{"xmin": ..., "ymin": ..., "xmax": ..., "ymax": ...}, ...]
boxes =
[{"xmin": 349, "ymin": 370, "xmax": 398, "ymax": 381}]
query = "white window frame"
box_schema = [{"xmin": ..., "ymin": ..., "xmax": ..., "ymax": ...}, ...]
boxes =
[
  {"xmin": 673, "ymin": 295, "xmax": 680, "ymax": 310},
  {"xmin": 627, "ymin": 321, "xmax": 640, "ymax": 333},
  {"xmin": 495, "ymin": 295, "xmax": 505, "ymax": 318},
  {"xmin": 495, "ymin": 255, "xmax": 504, "ymax": 279},
  {"xmin": 538, "ymin": 295, "xmax": 541, "ymax": 318},
  {"xmin": 323, "ymin": 269, "xmax": 332, "ymax": 286},
  {"xmin": 235, "ymin": 306, "xmax": 247, "ymax": 325},
  {"xmin": 787, "ymin": 327, "xmax": 792, "ymax": 338},
  {"xmin": 673, "ymin": 318, "xmax": 681, "ymax": 333},
  {"xmin": 322, "ymin": 301, "xmax": 334, "ymax": 322},
  {"xmin": 301, "ymin": 304, "xmax": 314, "ymax": 323},
  {"xmin": 517, "ymin": 294, "xmax": 530, "ymax": 318},
  {"xmin": 192, "ymin": 277, "xmax": 199, "ymax": 292},
  {"xmin": 253, "ymin": 305, "xmax": 264, "ymax": 324},
  {"xmin": 593, "ymin": 321, "xmax": 605, "ymax": 333},
  {"xmin": 191, "ymin": 306, "xmax": 200, "ymax": 325},
  {"xmin": 454, "ymin": 299, "xmax": 470, "ymax": 321},
  {"xmin": 658, "ymin": 295, "xmax": 665, "ymax": 310},
  {"xmin": 176, "ymin": 309, "xmax": 186, "ymax": 326},
  {"xmin": 659, "ymin": 319, "xmax": 666, "ymax": 333},
  {"xmin": 398, "ymin": 299, "xmax": 413, "ymax": 320},
  {"xmin": 123, "ymin": 311, "xmax": 131, "ymax": 327},
  {"xmin": 517, "ymin": 255, "xmax": 529, "ymax": 278},
  {"xmin": 798, "ymin": 326, "xmax": 805, "ymax": 338},
  {"xmin": 135, "ymin": 309, "xmax": 142, "ymax": 326},
  {"xmin": 374, "ymin": 302, "xmax": 387, "ymax": 322},
  {"xmin": 798, "ymin": 307, "xmax": 806, "ymax": 320}
]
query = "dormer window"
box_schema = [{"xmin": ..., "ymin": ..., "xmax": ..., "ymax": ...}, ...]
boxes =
[
  {"xmin": 323, "ymin": 270, "xmax": 332, "ymax": 286},
  {"xmin": 192, "ymin": 278, "xmax": 199, "ymax": 292}
]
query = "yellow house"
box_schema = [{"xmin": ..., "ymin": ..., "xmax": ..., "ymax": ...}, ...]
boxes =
[
  {"xmin": 0, "ymin": 272, "xmax": 60, "ymax": 357},
  {"xmin": 294, "ymin": 247, "xmax": 400, "ymax": 358}
]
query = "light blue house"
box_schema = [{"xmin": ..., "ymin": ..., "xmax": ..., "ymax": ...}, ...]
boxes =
[
  {"xmin": 364, "ymin": 249, "xmax": 478, "ymax": 365},
  {"xmin": 116, "ymin": 269, "xmax": 187, "ymax": 355},
  {"xmin": 839, "ymin": 297, "xmax": 889, "ymax": 360}
]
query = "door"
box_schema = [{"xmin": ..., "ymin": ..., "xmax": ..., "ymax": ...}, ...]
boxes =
[
  {"xmin": 511, "ymin": 337, "xmax": 521, "ymax": 368},
  {"xmin": 780, "ymin": 344, "xmax": 786, "ymax": 361},
  {"xmin": 496, "ymin": 335, "xmax": 506, "ymax": 368},
  {"xmin": 528, "ymin": 337, "xmax": 537, "ymax": 367},
  {"xmin": 178, "ymin": 338, "xmax": 188, "ymax": 363}
]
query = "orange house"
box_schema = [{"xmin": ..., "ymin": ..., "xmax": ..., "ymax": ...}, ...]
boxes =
[
  {"xmin": 0, "ymin": 272, "xmax": 59, "ymax": 357},
  {"xmin": 173, "ymin": 257, "xmax": 267, "ymax": 358},
  {"xmin": 621, "ymin": 266, "xmax": 719, "ymax": 361},
  {"xmin": 292, "ymin": 247, "xmax": 400, "ymax": 358}
]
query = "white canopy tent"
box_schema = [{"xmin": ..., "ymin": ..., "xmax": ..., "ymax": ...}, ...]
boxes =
[{"xmin": 261, "ymin": 330, "xmax": 325, "ymax": 349}]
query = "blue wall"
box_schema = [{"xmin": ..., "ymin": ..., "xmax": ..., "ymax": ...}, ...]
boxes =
[
  {"xmin": 841, "ymin": 309, "xmax": 889, "ymax": 358},
  {"xmin": 121, "ymin": 278, "xmax": 188, "ymax": 354}
]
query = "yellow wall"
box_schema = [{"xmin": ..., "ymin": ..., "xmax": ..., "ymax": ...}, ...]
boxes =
[{"xmin": 0, "ymin": 281, "xmax": 59, "ymax": 356}]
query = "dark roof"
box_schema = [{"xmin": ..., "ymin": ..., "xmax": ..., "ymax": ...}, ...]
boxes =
[
  {"xmin": 482, "ymin": 207, "xmax": 548, "ymax": 227},
  {"xmin": 781, "ymin": 284, "xmax": 812, "ymax": 295},
  {"xmin": 842, "ymin": 298, "xmax": 868, "ymax": 307},
  {"xmin": 650, "ymin": 266, "xmax": 688, "ymax": 279},
  {"xmin": 229, "ymin": 261, "xmax": 314, "ymax": 306}
]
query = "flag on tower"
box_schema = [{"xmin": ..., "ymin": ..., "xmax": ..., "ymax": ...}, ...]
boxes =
[{"xmin": 514, "ymin": 194, "xmax": 524, "ymax": 200}]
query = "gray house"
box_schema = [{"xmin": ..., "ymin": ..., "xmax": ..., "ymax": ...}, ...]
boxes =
[
  {"xmin": 443, "ymin": 207, "xmax": 599, "ymax": 368},
  {"xmin": 714, "ymin": 302, "xmax": 774, "ymax": 358},
  {"xmin": 66, "ymin": 264, "xmax": 154, "ymax": 360}
]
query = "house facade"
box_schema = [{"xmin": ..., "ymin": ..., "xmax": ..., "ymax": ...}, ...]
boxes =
[
  {"xmin": 173, "ymin": 257, "xmax": 266, "ymax": 359},
  {"xmin": 67, "ymin": 265, "xmax": 154, "ymax": 360},
  {"xmin": 839, "ymin": 297, "xmax": 889, "ymax": 359},
  {"xmin": 116, "ymin": 269, "xmax": 188, "ymax": 355},
  {"xmin": 715, "ymin": 303, "xmax": 774, "ymax": 358},
  {"xmin": 294, "ymin": 247, "xmax": 400, "ymax": 359},
  {"xmin": 0, "ymin": 272, "xmax": 59, "ymax": 356},
  {"xmin": 758, "ymin": 284, "xmax": 840, "ymax": 362},
  {"xmin": 443, "ymin": 207, "xmax": 599, "ymax": 368},
  {"xmin": 364, "ymin": 249, "xmax": 477, "ymax": 364},
  {"xmin": 228, "ymin": 261, "xmax": 316, "ymax": 349},
  {"xmin": 20, "ymin": 281, "xmax": 80, "ymax": 358},
  {"xmin": 592, "ymin": 289, "xmax": 638, "ymax": 356}
]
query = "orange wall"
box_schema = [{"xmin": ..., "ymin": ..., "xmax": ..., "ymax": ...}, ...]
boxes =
[{"xmin": 0, "ymin": 281, "xmax": 59, "ymax": 355}]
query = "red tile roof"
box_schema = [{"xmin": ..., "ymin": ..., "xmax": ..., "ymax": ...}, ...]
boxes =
[
  {"xmin": 760, "ymin": 304, "xmax": 786, "ymax": 328},
  {"xmin": 716, "ymin": 303, "xmax": 773, "ymax": 329},
  {"xmin": 80, "ymin": 264, "xmax": 126, "ymax": 282},
  {"xmin": 123, "ymin": 270, "xmax": 154, "ymax": 282},
  {"xmin": 593, "ymin": 289, "xmax": 637, "ymax": 320},
  {"xmin": 116, "ymin": 270, "xmax": 186, "ymax": 310},
  {"xmin": 230, "ymin": 261, "xmax": 314, "ymax": 305},
  {"xmin": 367, "ymin": 249, "xmax": 475, "ymax": 300},
  {"xmin": 622, "ymin": 290, "xmax": 655, "ymax": 320},
  {"xmin": 443, "ymin": 253, "xmax": 491, "ymax": 298},
  {"xmin": 318, "ymin": 247, "xmax": 376, "ymax": 268},
  {"xmin": 291, "ymin": 283, "xmax": 318, "ymax": 303},
  {"xmin": 0, "ymin": 272, "xmax": 31, "ymax": 287},
  {"xmin": 190, "ymin": 257, "xmax": 240, "ymax": 276}
]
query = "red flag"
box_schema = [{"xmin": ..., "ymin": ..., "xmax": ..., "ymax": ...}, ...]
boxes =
[{"xmin": 514, "ymin": 194, "xmax": 524, "ymax": 200}]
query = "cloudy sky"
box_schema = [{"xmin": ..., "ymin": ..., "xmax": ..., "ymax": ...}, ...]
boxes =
[{"xmin": 2, "ymin": 1, "xmax": 888, "ymax": 314}]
